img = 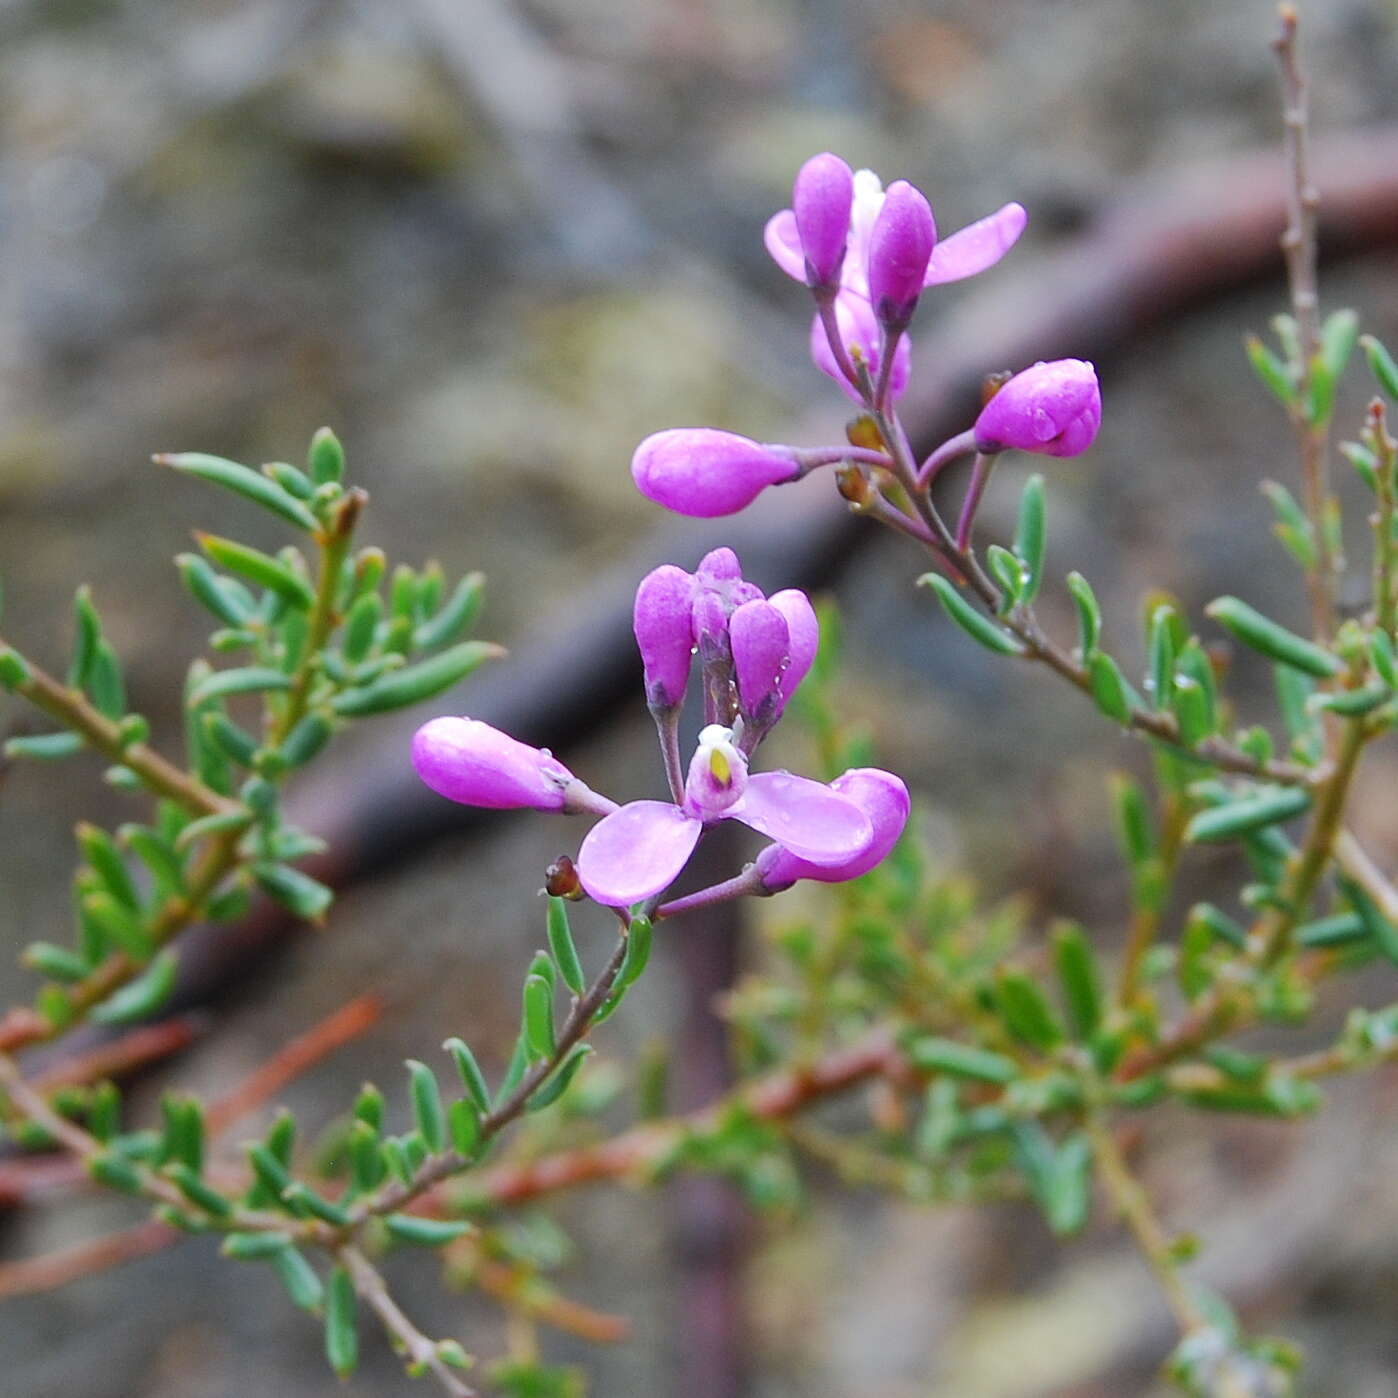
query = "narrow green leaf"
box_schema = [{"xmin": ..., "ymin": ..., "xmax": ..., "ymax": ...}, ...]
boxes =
[
  {"xmin": 1051, "ymin": 922, "xmax": 1102, "ymax": 1039},
  {"xmin": 1206, "ymin": 596, "xmax": 1340, "ymax": 678},
  {"xmin": 1295, "ymin": 911, "xmax": 1368, "ymax": 948},
  {"xmin": 1109, "ymin": 773, "xmax": 1154, "ymax": 866},
  {"xmin": 546, "ymin": 898, "xmax": 585, "ymax": 995},
  {"xmin": 1244, "ymin": 333, "xmax": 1296, "ymax": 407},
  {"xmin": 906, "ymin": 1037, "xmax": 1017, "ymax": 1084},
  {"xmin": 985, "ymin": 545, "xmax": 1024, "ymax": 611},
  {"xmin": 444, "ymin": 1038, "xmax": 491, "ymax": 1112},
  {"xmin": 92, "ymin": 950, "xmax": 178, "ymax": 1024},
  {"xmin": 1088, "ymin": 651, "xmax": 1132, "ymax": 723},
  {"xmin": 308, "ymin": 427, "xmax": 345, "ymax": 486},
  {"xmin": 1066, "ymin": 571, "xmax": 1101, "ymax": 658},
  {"xmin": 528, "ymin": 1044, "xmax": 592, "ymax": 1111},
  {"xmin": 329, "ymin": 641, "xmax": 502, "ymax": 716},
  {"xmin": 187, "ymin": 666, "xmax": 293, "ymax": 709},
  {"xmin": 522, "ymin": 975, "xmax": 556, "ymax": 1061},
  {"xmin": 920, "ymin": 574, "xmax": 1024, "ymax": 655},
  {"xmin": 1185, "ymin": 902, "xmax": 1249, "ymax": 950},
  {"xmin": 264, "ymin": 462, "xmax": 315, "ymax": 500},
  {"xmin": 383, "ymin": 1214, "xmax": 473, "ymax": 1246},
  {"xmin": 167, "ymin": 1163, "xmax": 232, "ymax": 1218},
  {"xmin": 88, "ymin": 641, "xmax": 125, "ymax": 719},
  {"xmin": 324, "ymin": 1266, "xmax": 359, "ymax": 1377},
  {"xmin": 68, "ymin": 586, "xmax": 102, "ymax": 689},
  {"xmin": 348, "ymin": 1120, "xmax": 385, "ymax": 1193},
  {"xmin": 81, "ymin": 892, "xmax": 152, "ymax": 958},
  {"xmin": 273, "ymin": 1245, "xmax": 324, "ymax": 1311},
  {"xmin": 22, "ymin": 941, "xmax": 91, "ymax": 982},
  {"xmin": 341, "ymin": 592, "xmax": 381, "ymax": 664},
  {"xmin": 1261, "ymin": 481, "xmax": 1317, "ymax": 568},
  {"xmin": 1147, "ymin": 604, "xmax": 1177, "ymax": 711},
  {"xmin": 157, "ymin": 453, "xmax": 319, "ymax": 531},
  {"xmin": 222, "ymin": 1230, "xmax": 294, "ymax": 1260},
  {"xmin": 995, "ymin": 969, "xmax": 1063, "ymax": 1049},
  {"xmin": 617, "ymin": 914, "xmax": 653, "ymax": 991},
  {"xmin": 279, "ymin": 712, "xmax": 334, "ymax": 767},
  {"xmin": 0, "ymin": 646, "xmax": 30, "ymax": 688},
  {"xmin": 407, "ymin": 1060, "xmax": 447, "ymax": 1153},
  {"xmin": 5, "ymin": 732, "xmax": 84, "ymax": 761},
  {"xmin": 197, "ymin": 533, "xmax": 315, "ymax": 609},
  {"xmin": 414, "ymin": 572, "xmax": 485, "ymax": 651},
  {"xmin": 177, "ymin": 555, "xmax": 254, "ymax": 628},
  {"xmin": 447, "ymin": 1098, "xmax": 481, "ymax": 1155},
  {"xmin": 120, "ymin": 824, "xmax": 186, "ymax": 896},
  {"xmin": 1361, "ymin": 334, "xmax": 1398, "ymax": 401},
  {"xmin": 1013, "ymin": 474, "xmax": 1046, "ymax": 602},
  {"xmin": 1186, "ymin": 787, "xmax": 1312, "ymax": 843},
  {"xmin": 253, "ymin": 864, "xmax": 333, "ymax": 922}
]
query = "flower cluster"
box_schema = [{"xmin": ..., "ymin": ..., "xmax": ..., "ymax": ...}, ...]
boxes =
[
  {"xmin": 632, "ymin": 153, "xmax": 1102, "ymax": 530},
  {"xmin": 413, "ymin": 547, "xmax": 908, "ymax": 910}
]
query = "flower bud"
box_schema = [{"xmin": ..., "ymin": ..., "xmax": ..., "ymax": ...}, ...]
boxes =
[
  {"xmin": 756, "ymin": 768, "xmax": 909, "ymax": 889},
  {"xmin": 866, "ymin": 180, "xmax": 936, "ymax": 327},
  {"xmin": 974, "ymin": 359, "xmax": 1102, "ymax": 458},
  {"xmin": 767, "ymin": 589, "xmax": 818, "ymax": 714},
  {"xmin": 412, "ymin": 717, "xmax": 575, "ymax": 811},
  {"xmin": 544, "ymin": 854, "xmax": 584, "ymax": 900},
  {"xmin": 634, "ymin": 564, "xmax": 696, "ymax": 710},
  {"xmin": 631, "ymin": 429, "xmax": 801, "ymax": 518},
  {"xmin": 729, "ymin": 600, "xmax": 790, "ymax": 720},
  {"xmin": 793, "ymin": 152, "xmax": 854, "ymax": 290}
]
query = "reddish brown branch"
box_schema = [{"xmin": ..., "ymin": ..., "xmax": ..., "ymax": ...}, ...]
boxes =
[
  {"xmin": 30, "ymin": 1017, "xmax": 204, "ymax": 1096},
  {"xmin": 0, "ymin": 1219, "xmax": 176, "ymax": 1301}
]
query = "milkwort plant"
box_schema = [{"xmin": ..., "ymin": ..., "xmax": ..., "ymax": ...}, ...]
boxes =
[{"xmin": 3, "ymin": 7, "xmax": 1398, "ymax": 1396}]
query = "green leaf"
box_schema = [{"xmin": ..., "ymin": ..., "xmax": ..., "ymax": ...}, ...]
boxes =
[
  {"xmin": 264, "ymin": 462, "xmax": 315, "ymax": 500},
  {"xmin": 528, "ymin": 1044, "xmax": 592, "ymax": 1111},
  {"xmin": 1013, "ymin": 473, "xmax": 1046, "ymax": 602},
  {"xmin": 89, "ymin": 1151, "xmax": 143, "ymax": 1193},
  {"xmin": 253, "ymin": 864, "xmax": 333, "ymax": 922},
  {"xmin": 444, "ymin": 1038, "xmax": 491, "ymax": 1112},
  {"xmin": 5, "ymin": 732, "xmax": 84, "ymax": 761},
  {"xmin": 221, "ymin": 1230, "xmax": 295, "ymax": 1260},
  {"xmin": 1147, "ymin": 604, "xmax": 1177, "ymax": 711},
  {"xmin": 1186, "ymin": 787, "xmax": 1312, "ymax": 843},
  {"xmin": 92, "ymin": 950, "xmax": 178, "ymax": 1024},
  {"xmin": 1206, "ymin": 596, "xmax": 1340, "ymax": 678},
  {"xmin": 1051, "ymin": 922, "xmax": 1102, "ymax": 1039},
  {"xmin": 348, "ymin": 1120, "xmax": 385, "ymax": 1193},
  {"xmin": 279, "ymin": 712, "xmax": 334, "ymax": 767},
  {"xmin": 920, "ymin": 574, "xmax": 1024, "ymax": 655},
  {"xmin": 176, "ymin": 555, "xmax": 254, "ymax": 629},
  {"xmin": 157, "ymin": 453, "xmax": 319, "ymax": 532},
  {"xmin": 1109, "ymin": 773, "xmax": 1154, "ymax": 867},
  {"xmin": 341, "ymin": 593, "xmax": 381, "ymax": 664},
  {"xmin": 81, "ymin": 892, "xmax": 152, "ymax": 958},
  {"xmin": 68, "ymin": 586, "xmax": 102, "ymax": 689},
  {"xmin": 1295, "ymin": 911, "xmax": 1367, "ymax": 948},
  {"xmin": 1340, "ymin": 876, "xmax": 1398, "ymax": 965},
  {"xmin": 197, "ymin": 533, "xmax": 315, "ymax": 609},
  {"xmin": 906, "ymin": 1037, "xmax": 1017, "ymax": 1084},
  {"xmin": 985, "ymin": 545, "xmax": 1024, "ymax": 611},
  {"xmin": 407, "ymin": 1060, "xmax": 447, "ymax": 1153},
  {"xmin": 324, "ymin": 1266, "xmax": 359, "ymax": 1378},
  {"xmin": 414, "ymin": 572, "xmax": 485, "ymax": 651},
  {"xmin": 546, "ymin": 897, "xmax": 585, "ymax": 995},
  {"xmin": 308, "ymin": 426, "xmax": 345, "ymax": 486},
  {"xmin": 447, "ymin": 1098, "xmax": 481, "ymax": 1155},
  {"xmin": 22, "ymin": 941, "xmax": 91, "ymax": 982},
  {"xmin": 88, "ymin": 641, "xmax": 126, "ymax": 719},
  {"xmin": 383, "ymin": 1214, "xmax": 473, "ymax": 1246},
  {"xmin": 1261, "ymin": 481, "xmax": 1316, "ymax": 568},
  {"xmin": 330, "ymin": 641, "xmax": 502, "ymax": 716},
  {"xmin": 1065, "ymin": 571, "xmax": 1101, "ymax": 658},
  {"xmin": 1185, "ymin": 902, "xmax": 1248, "ymax": 950},
  {"xmin": 1307, "ymin": 309, "xmax": 1359, "ymax": 426},
  {"xmin": 187, "ymin": 666, "xmax": 293, "ymax": 708},
  {"xmin": 1088, "ymin": 651, "xmax": 1132, "ymax": 723},
  {"xmin": 167, "ymin": 1162, "xmax": 232, "ymax": 1218},
  {"xmin": 522, "ymin": 975, "xmax": 556, "ymax": 1061},
  {"xmin": 273, "ymin": 1245, "xmax": 325, "ymax": 1311},
  {"xmin": 1244, "ymin": 333, "xmax": 1296, "ymax": 407},
  {"xmin": 617, "ymin": 915, "xmax": 653, "ymax": 991},
  {"xmin": 1370, "ymin": 630, "xmax": 1397, "ymax": 688},
  {"xmin": 120, "ymin": 824, "xmax": 186, "ymax": 896},
  {"xmin": 1361, "ymin": 334, "xmax": 1398, "ymax": 401},
  {"xmin": 995, "ymin": 969, "xmax": 1063, "ymax": 1050}
]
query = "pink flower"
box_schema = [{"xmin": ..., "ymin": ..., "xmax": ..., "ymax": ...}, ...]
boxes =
[
  {"xmin": 974, "ymin": 359, "xmax": 1102, "ymax": 458},
  {"xmin": 575, "ymin": 726, "xmax": 873, "ymax": 907},
  {"xmin": 755, "ymin": 768, "xmax": 910, "ymax": 890},
  {"xmin": 792, "ymin": 152, "xmax": 855, "ymax": 290},
  {"xmin": 867, "ymin": 181, "xmax": 936, "ymax": 327},
  {"xmin": 413, "ymin": 717, "xmax": 585, "ymax": 811},
  {"xmin": 631, "ymin": 429, "xmax": 801, "ymax": 518}
]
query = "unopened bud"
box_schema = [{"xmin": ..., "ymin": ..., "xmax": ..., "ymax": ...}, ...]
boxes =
[{"xmin": 544, "ymin": 854, "xmax": 584, "ymax": 900}]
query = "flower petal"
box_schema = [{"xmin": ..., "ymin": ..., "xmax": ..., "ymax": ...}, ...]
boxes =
[
  {"xmin": 732, "ymin": 771, "xmax": 872, "ymax": 864},
  {"xmin": 923, "ymin": 202, "xmax": 1027, "ymax": 287},
  {"xmin": 762, "ymin": 209, "xmax": 806, "ymax": 281},
  {"xmin": 576, "ymin": 801, "xmax": 701, "ymax": 907}
]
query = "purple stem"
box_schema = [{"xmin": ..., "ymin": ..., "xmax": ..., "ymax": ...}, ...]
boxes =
[
  {"xmin": 791, "ymin": 445, "xmax": 892, "ymax": 471},
  {"xmin": 872, "ymin": 324, "xmax": 902, "ymax": 414},
  {"xmin": 651, "ymin": 705, "xmax": 686, "ymax": 805},
  {"xmin": 656, "ymin": 863, "xmax": 768, "ymax": 920},
  {"xmin": 813, "ymin": 289, "xmax": 862, "ymax": 392},
  {"xmin": 955, "ymin": 452, "xmax": 1001, "ymax": 552},
  {"xmin": 917, "ymin": 428, "xmax": 979, "ymax": 488}
]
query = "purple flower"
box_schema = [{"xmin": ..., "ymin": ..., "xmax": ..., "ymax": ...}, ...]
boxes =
[
  {"xmin": 809, "ymin": 290, "xmax": 912, "ymax": 404},
  {"xmin": 755, "ymin": 768, "xmax": 910, "ymax": 890},
  {"xmin": 792, "ymin": 152, "xmax": 854, "ymax": 290},
  {"xmin": 974, "ymin": 359, "xmax": 1102, "ymax": 458},
  {"xmin": 765, "ymin": 165, "xmax": 1027, "ymax": 301},
  {"xmin": 631, "ymin": 428, "xmax": 802, "ymax": 518},
  {"xmin": 634, "ymin": 564, "xmax": 696, "ymax": 711},
  {"xmin": 866, "ymin": 180, "xmax": 936, "ymax": 327},
  {"xmin": 768, "ymin": 588, "xmax": 818, "ymax": 716},
  {"xmin": 575, "ymin": 725, "xmax": 873, "ymax": 907},
  {"xmin": 413, "ymin": 717, "xmax": 585, "ymax": 812}
]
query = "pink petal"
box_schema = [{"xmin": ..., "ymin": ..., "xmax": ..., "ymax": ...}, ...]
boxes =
[
  {"xmin": 767, "ymin": 589, "xmax": 818, "ymax": 712},
  {"xmin": 576, "ymin": 801, "xmax": 701, "ymax": 907},
  {"xmin": 762, "ymin": 209, "xmax": 806, "ymax": 282},
  {"xmin": 732, "ymin": 771, "xmax": 872, "ymax": 865},
  {"xmin": 923, "ymin": 202, "xmax": 1027, "ymax": 287}
]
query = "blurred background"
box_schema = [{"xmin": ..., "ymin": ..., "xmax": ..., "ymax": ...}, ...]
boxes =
[{"xmin": 3, "ymin": 0, "xmax": 1398, "ymax": 1394}]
